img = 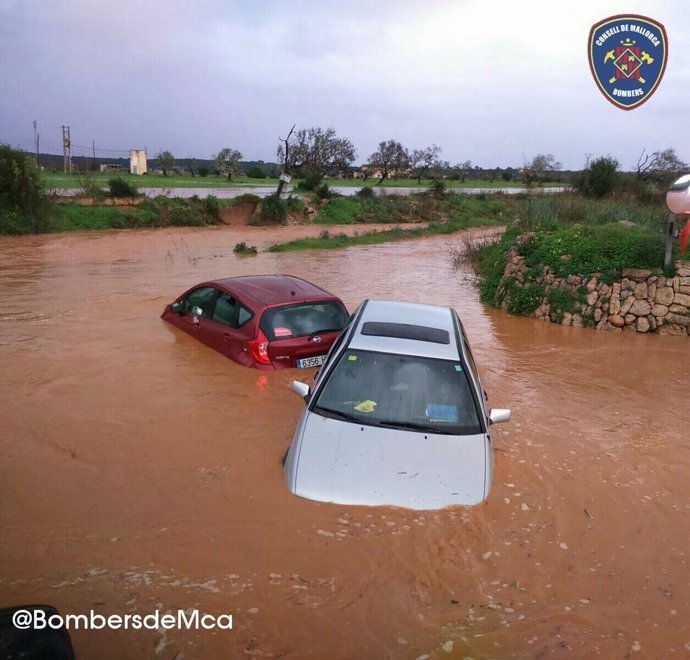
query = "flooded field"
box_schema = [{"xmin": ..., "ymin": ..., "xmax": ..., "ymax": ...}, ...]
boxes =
[{"xmin": 0, "ymin": 224, "xmax": 688, "ymax": 659}]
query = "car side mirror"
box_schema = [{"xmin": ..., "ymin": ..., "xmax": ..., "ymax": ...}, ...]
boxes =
[
  {"xmin": 170, "ymin": 302, "xmax": 182, "ymax": 313},
  {"xmin": 291, "ymin": 380, "xmax": 310, "ymax": 402},
  {"xmin": 489, "ymin": 408, "xmax": 511, "ymax": 425}
]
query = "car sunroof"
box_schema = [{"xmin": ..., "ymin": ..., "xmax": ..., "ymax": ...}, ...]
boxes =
[{"xmin": 361, "ymin": 321, "xmax": 450, "ymax": 344}]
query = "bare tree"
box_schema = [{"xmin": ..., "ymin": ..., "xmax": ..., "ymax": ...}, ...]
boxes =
[
  {"xmin": 274, "ymin": 124, "xmax": 296, "ymax": 198},
  {"xmin": 368, "ymin": 140, "xmax": 410, "ymax": 185},
  {"xmin": 411, "ymin": 144, "xmax": 442, "ymax": 183},
  {"xmin": 214, "ymin": 148, "xmax": 243, "ymax": 181},
  {"xmin": 636, "ymin": 147, "xmax": 687, "ymax": 184}
]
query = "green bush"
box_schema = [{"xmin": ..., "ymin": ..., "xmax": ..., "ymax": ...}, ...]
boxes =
[
  {"xmin": 519, "ymin": 223, "xmax": 663, "ymax": 280},
  {"xmin": 574, "ymin": 157, "xmax": 619, "ymax": 198},
  {"xmin": 431, "ymin": 179, "xmax": 447, "ymax": 197},
  {"xmin": 0, "ymin": 144, "xmax": 52, "ymax": 233},
  {"xmin": 314, "ymin": 183, "xmax": 335, "ymax": 202},
  {"xmin": 356, "ymin": 186, "xmax": 375, "ymax": 198},
  {"xmin": 233, "ymin": 241, "xmax": 257, "ymax": 255},
  {"xmin": 295, "ymin": 171, "xmax": 323, "ymax": 192},
  {"xmin": 203, "ymin": 195, "xmax": 220, "ymax": 220},
  {"xmin": 253, "ymin": 195, "xmax": 288, "ymax": 225},
  {"xmin": 546, "ymin": 287, "xmax": 578, "ymax": 319},
  {"xmin": 285, "ymin": 196, "xmax": 305, "ymax": 213},
  {"xmin": 108, "ymin": 177, "xmax": 138, "ymax": 198},
  {"xmin": 314, "ymin": 198, "xmax": 361, "ymax": 224},
  {"xmin": 246, "ymin": 166, "xmax": 265, "ymax": 179},
  {"xmin": 504, "ymin": 279, "xmax": 543, "ymax": 316},
  {"xmin": 228, "ymin": 193, "xmax": 261, "ymax": 207},
  {"xmin": 198, "ymin": 166, "xmax": 209, "ymax": 177}
]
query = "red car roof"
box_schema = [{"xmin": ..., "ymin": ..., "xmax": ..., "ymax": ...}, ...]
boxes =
[{"xmin": 211, "ymin": 275, "xmax": 340, "ymax": 306}]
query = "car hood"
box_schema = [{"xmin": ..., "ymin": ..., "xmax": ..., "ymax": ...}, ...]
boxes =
[{"xmin": 289, "ymin": 414, "xmax": 489, "ymax": 509}]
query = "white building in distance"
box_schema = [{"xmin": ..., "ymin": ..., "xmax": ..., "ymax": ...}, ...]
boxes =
[{"xmin": 129, "ymin": 149, "xmax": 147, "ymax": 175}]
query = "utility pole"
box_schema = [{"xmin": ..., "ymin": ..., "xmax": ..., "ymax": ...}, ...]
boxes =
[
  {"xmin": 92, "ymin": 140, "xmax": 96, "ymax": 171},
  {"xmin": 33, "ymin": 120, "xmax": 39, "ymax": 166},
  {"xmin": 62, "ymin": 125, "xmax": 72, "ymax": 173}
]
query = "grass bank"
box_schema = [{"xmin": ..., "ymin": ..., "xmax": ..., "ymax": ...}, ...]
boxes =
[
  {"xmin": 49, "ymin": 195, "xmax": 223, "ymax": 232},
  {"xmin": 268, "ymin": 192, "xmax": 508, "ymax": 251},
  {"xmin": 473, "ymin": 193, "xmax": 675, "ymax": 314}
]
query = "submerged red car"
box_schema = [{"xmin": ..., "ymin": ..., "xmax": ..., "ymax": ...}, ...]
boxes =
[{"xmin": 161, "ymin": 274, "xmax": 349, "ymax": 370}]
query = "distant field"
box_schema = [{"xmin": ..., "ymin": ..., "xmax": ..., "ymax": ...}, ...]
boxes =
[
  {"xmin": 41, "ymin": 172, "xmax": 275, "ymax": 189},
  {"xmin": 41, "ymin": 171, "xmax": 566, "ymax": 190}
]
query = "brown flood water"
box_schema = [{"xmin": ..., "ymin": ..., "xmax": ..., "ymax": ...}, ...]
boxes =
[{"xmin": 0, "ymin": 224, "xmax": 688, "ymax": 659}]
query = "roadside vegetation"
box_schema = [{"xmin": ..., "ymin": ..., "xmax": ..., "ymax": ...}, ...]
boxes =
[
  {"xmin": 268, "ymin": 192, "xmax": 508, "ymax": 252},
  {"xmin": 469, "ymin": 195, "xmax": 678, "ymax": 318}
]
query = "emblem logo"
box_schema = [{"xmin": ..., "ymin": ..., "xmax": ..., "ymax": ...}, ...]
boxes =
[
  {"xmin": 588, "ymin": 14, "xmax": 668, "ymax": 110},
  {"xmin": 312, "ymin": 335, "xmax": 321, "ymax": 343}
]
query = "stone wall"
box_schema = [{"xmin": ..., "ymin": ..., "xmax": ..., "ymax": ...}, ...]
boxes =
[{"xmin": 499, "ymin": 254, "xmax": 690, "ymax": 335}]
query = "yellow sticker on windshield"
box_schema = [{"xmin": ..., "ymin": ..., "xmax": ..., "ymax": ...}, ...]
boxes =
[
  {"xmin": 354, "ymin": 400, "xmax": 377, "ymax": 413},
  {"xmin": 347, "ymin": 355, "xmax": 358, "ymax": 361}
]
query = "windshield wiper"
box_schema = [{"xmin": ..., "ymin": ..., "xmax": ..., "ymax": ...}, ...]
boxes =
[
  {"xmin": 374, "ymin": 419, "xmax": 433, "ymax": 432},
  {"xmin": 310, "ymin": 328, "xmax": 341, "ymax": 339},
  {"xmin": 313, "ymin": 406, "xmax": 362, "ymax": 423}
]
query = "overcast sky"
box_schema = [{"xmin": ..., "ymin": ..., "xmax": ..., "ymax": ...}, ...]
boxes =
[{"xmin": 1, "ymin": 0, "xmax": 688, "ymax": 170}]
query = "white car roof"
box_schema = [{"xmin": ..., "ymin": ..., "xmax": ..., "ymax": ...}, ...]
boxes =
[{"xmin": 347, "ymin": 299, "xmax": 462, "ymax": 361}]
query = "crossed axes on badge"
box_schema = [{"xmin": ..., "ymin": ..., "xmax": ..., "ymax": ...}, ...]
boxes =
[{"xmin": 604, "ymin": 50, "xmax": 654, "ymax": 84}]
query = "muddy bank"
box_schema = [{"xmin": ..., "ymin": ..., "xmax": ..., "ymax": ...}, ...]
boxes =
[{"xmin": 0, "ymin": 224, "xmax": 687, "ymax": 658}]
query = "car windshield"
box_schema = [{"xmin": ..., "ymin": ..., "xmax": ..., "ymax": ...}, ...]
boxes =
[
  {"xmin": 312, "ymin": 350, "xmax": 483, "ymax": 435},
  {"xmin": 260, "ymin": 302, "xmax": 347, "ymax": 341}
]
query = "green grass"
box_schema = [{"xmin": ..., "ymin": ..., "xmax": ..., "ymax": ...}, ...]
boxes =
[
  {"xmin": 42, "ymin": 171, "xmax": 282, "ymax": 190},
  {"xmin": 268, "ymin": 201, "xmax": 505, "ymax": 252},
  {"xmin": 476, "ymin": 193, "xmax": 679, "ymax": 312},
  {"xmin": 48, "ymin": 196, "xmax": 222, "ymax": 232}
]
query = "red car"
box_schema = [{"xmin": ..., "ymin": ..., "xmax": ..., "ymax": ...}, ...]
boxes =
[{"xmin": 161, "ymin": 274, "xmax": 349, "ymax": 370}]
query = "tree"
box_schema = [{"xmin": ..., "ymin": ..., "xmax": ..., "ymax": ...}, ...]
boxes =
[
  {"xmin": 523, "ymin": 154, "xmax": 562, "ymax": 186},
  {"xmin": 574, "ymin": 156, "xmax": 619, "ymax": 198},
  {"xmin": 214, "ymin": 148, "xmax": 243, "ymax": 181},
  {"xmin": 277, "ymin": 126, "xmax": 356, "ymax": 187},
  {"xmin": 411, "ymin": 144, "xmax": 442, "ymax": 183},
  {"xmin": 368, "ymin": 140, "xmax": 410, "ymax": 185},
  {"xmin": 0, "ymin": 144, "xmax": 51, "ymax": 233},
  {"xmin": 459, "ymin": 160, "xmax": 473, "ymax": 183},
  {"xmin": 156, "ymin": 150, "xmax": 174, "ymax": 176},
  {"xmin": 636, "ymin": 147, "xmax": 687, "ymax": 184}
]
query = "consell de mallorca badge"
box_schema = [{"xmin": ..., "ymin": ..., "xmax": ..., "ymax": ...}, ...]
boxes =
[{"xmin": 588, "ymin": 14, "xmax": 668, "ymax": 110}]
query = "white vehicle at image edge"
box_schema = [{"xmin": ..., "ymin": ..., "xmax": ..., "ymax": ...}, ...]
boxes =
[{"xmin": 284, "ymin": 299, "xmax": 511, "ymax": 510}]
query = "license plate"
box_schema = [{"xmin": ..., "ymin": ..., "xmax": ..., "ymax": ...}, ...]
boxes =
[{"xmin": 296, "ymin": 355, "xmax": 326, "ymax": 368}]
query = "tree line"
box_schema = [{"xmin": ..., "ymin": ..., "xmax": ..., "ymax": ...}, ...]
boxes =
[{"xmin": 150, "ymin": 126, "xmax": 687, "ymax": 194}]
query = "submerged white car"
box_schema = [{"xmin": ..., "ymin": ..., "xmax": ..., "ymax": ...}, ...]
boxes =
[{"xmin": 284, "ymin": 299, "xmax": 511, "ymax": 510}]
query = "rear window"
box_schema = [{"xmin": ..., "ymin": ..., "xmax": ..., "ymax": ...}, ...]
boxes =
[{"xmin": 260, "ymin": 301, "xmax": 347, "ymax": 341}]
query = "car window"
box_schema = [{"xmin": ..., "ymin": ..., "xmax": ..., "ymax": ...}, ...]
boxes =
[
  {"xmin": 260, "ymin": 302, "xmax": 347, "ymax": 341},
  {"xmin": 210, "ymin": 292, "xmax": 254, "ymax": 329},
  {"xmin": 313, "ymin": 350, "xmax": 482, "ymax": 435},
  {"xmin": 238, "ymin": 305, "xmax": 252, "ymax": 326},
  {"xmin": 182, "ymin": 287, "xmax": 216, "ymax": 318}
]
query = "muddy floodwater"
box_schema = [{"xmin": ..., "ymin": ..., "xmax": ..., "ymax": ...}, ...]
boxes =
[{"xmin": 0, "ymin": 224, "xmax": 688, "ymax": 659}]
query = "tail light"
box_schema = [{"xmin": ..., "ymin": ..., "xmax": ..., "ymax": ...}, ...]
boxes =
[{"xmin": 247, "ymin": 329, "xmax": 271, "ymax": 365}]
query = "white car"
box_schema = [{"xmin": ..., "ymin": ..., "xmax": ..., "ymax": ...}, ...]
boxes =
[{"xmin": 284, "ymin": 299, "xmax": 511, "ymax": 510}]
